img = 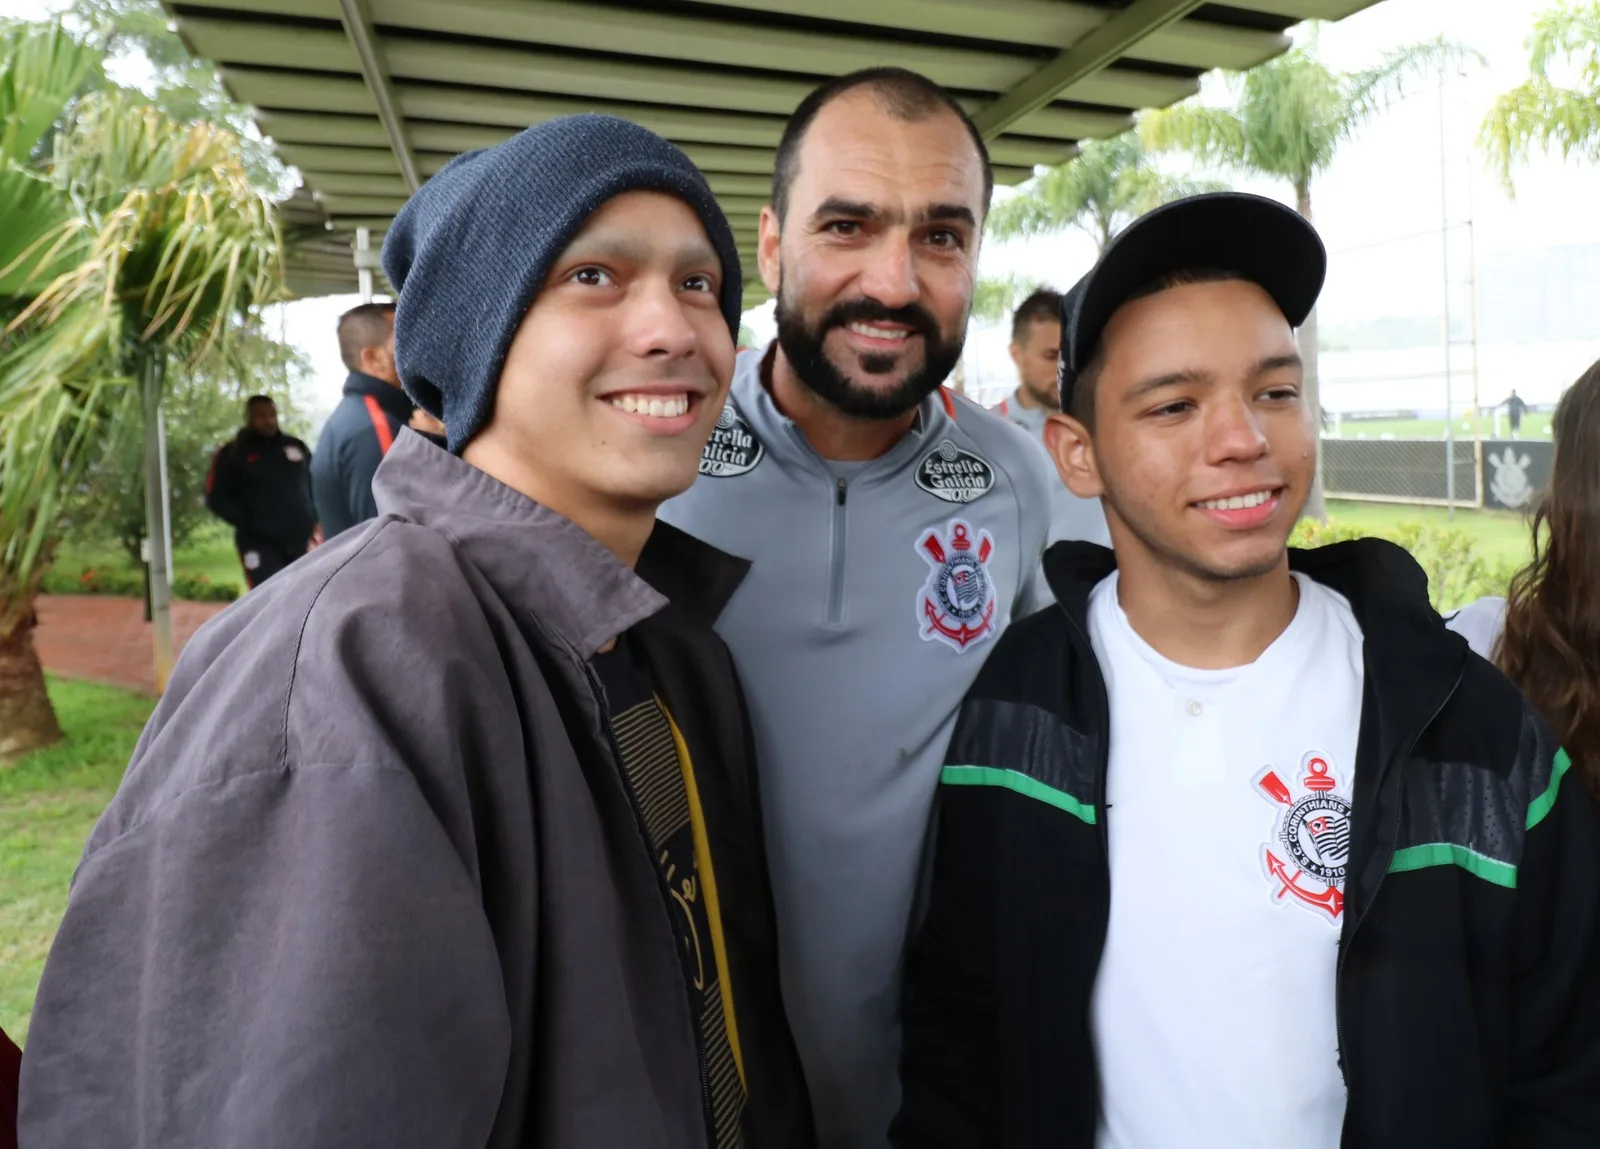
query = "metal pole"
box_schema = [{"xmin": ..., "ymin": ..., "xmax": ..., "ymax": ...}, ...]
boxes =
[
  {"xmin": 142, "ymin": 352, "xmax": 175, "ymax": 693},
  {"xmin": 1438, "ymin": 68, "xmax": 1455, "ymax": 519},
  {"xmin": 158, "ymin": 405, "xmax": 174, "ymax": 582},
  {"xmin": 1465, "ymin": 159, "xmax": 1481, "ymax": 421},
  {"xmin": 356, "ymin": 226, "xmax": 374, "ymax": 302}
]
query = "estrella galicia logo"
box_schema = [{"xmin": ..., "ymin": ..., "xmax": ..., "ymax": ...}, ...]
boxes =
[
  {"xmin": 915, "ymin": 439, "xmax": 994, "ymax": 504},
  {"xmin": 700, "ymin": 402, "xmax": 764, "ymax": 478}
]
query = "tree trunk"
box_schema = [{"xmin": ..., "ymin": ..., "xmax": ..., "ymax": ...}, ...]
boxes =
[
  {"xmin": 0, "ymin": 603, "xmax": 64, "ymax": 764},
  {"xmin": 1296, "ymin": 177, "xmax": 1327, "ymax": 523}
]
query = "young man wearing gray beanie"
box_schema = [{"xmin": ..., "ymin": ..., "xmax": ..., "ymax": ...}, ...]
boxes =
[{"xmin": 20, "ymin": 115, "xmax": 812, "ymax": 1149}]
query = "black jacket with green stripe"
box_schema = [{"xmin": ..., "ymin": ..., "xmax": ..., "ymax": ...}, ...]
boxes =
[{"xmin": 892, "ymin": 537, "xmax": 1600, "ymax": 1149}]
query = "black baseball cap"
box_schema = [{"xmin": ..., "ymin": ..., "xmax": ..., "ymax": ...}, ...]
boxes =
[{"xmin": 1056, "ymin": 192, "xmax": 1327, "ymax": 409}]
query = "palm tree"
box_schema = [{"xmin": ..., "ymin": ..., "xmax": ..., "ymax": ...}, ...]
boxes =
[
  {"xmin": 1141, "ymin": 29, "xmax": 1480, "ymax": 520},
  {"xmin": 1481, "ymin": 2, "xmax": 1600, "ymax": 189},
  {"xmin": 1, "ymin": 22, "xmax": 284, "ymax": 760},
  {"xmin": 0, "ymin": 21, "xmax": 104, "ymax": 760},
  {"xmin": 987, "ymin": 132, "xmax": 1220, "ymax": 254},
  {"xmin": 970, "ymin": 275, "xmax": 1042, "ymax": 327}
]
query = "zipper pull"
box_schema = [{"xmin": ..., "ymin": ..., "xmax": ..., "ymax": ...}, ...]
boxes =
[{"xmin": 836, "ymin": 476, "xmax": 848, "ymax": 506}]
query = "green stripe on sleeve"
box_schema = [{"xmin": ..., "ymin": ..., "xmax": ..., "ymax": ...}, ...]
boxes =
[
  {"xmin": 940, "ymin": 765, "xmax": 1096, "ymax": 825},
  {"xmin": 1388, "ymin": 842, "xmax": 1518, "ymax": 889},
  {"xmin": 1525, "ymin": 748, "xmax": 1573, "ymax": 831}
]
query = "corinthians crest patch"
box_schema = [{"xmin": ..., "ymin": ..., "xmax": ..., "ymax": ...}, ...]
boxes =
[
  {"xmin": 915, "ymin": 520, "xmax": 998, "ymax": 652},
  {"xmin": 699, "ymin": 402, "xmax": 764, "ymax": 477},
  {"xmin": 1255, "ymin": 754, "xmax": 1352, "ymax": 923},
  {"xmin": 915, "ymin": 439, "xmax": 995, "ymax": 504}
]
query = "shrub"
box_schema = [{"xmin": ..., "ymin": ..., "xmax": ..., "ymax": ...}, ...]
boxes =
[
  {"xmin": 171, "ymin": 574, "xmax": 239, "ymax": 603},
  {"xmin": 1291, "ymin": 517, "xmax": 1516, "ymax": 613},
  {"xmin": 40, "ymin": 567, "xmax": 145, "ymax": 597},
  {"xmin": 40, "ymin": 567, "xmax": 240, "ymax": 603}
]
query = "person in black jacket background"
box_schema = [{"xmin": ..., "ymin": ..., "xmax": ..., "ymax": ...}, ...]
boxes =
[
  {"xmin": 894, "ymin": 193, "xmax": 1600, "ymax": 1149},
  {"xmin": 205, "ymin": 395, "xmax": 318, "ymax": 589},
  {"xmin": 310, "ymin": 301, "xmax": 413, "ymax": 538}
]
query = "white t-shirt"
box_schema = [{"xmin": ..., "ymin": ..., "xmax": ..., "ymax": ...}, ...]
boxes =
[
  {"xmin": 1447, "ymin": 595, "xmax": 1507, "ymax": 661},
  {"xmin": 1089, "ymin": 572, "xmax": 1364, "ymax": 1149}
]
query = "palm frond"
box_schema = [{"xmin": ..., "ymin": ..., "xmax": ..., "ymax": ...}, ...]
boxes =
[
  {"xmin": 1481, "ymin": 3, "xmax": 1600, "ymax": 191},
  {"xmin": 0, "ymin": 163, "xmax": 82, "ymax": 297},
  {"xmin": 1346, "ymin": 37, "xmax": 1485, "ymax": 127},
  {"xmin": 988, "ymin": 131, "xmax": 1218, "ymax": 252},
  {"xmin": 970, "ymin": 275, "xmax": 1041, "ymax": 325},
  {"xmin": 1481, "ymin": 77, "xmax": 1600, "ymax": 187},
  {"xmin": 1140, "ymin": 103, "xmax": 1250, "ymax": 171},
  {"xmin": 0, "ymin": 82, "xmax": 285, "ymax": 603},
  {"xmin": 1525, "ymin": 1, "xmax": 1600, "ymax": 81},
  {"xmin": 0, "ymin": 302, "xmax": 129, "ymax": 592},
  {"xmin": 0, "ymin": 21, "xmax": 101, "ymax": 166},
  {"xmin": 15, "ymin": 91, "xmax": 285, "ymax": 369}
]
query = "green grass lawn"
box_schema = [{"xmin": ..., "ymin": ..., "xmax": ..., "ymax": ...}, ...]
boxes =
[
  {"xmin": 1324, "ymin": 499, "xmax": 1534, "ymax": 569},
  {"xmin": 1330, "ymin": 412, "xmax": 1553, "ymax": 442},
  {"xmin": 51, "ymin": 522, "xmax": 244, "ymax": 595},
  {"xmin": 0, "ymin": 679, "xmax": 151, "ymax": 1044}
]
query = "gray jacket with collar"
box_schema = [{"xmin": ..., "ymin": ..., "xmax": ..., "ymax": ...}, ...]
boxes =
[
  {"xmin": 658, "ymin": 344, "xmax": 1061, "ymax": 1148},
  {"xmin": 20, "ymin": 430, "xmax": 812, "ymax": 1149}
]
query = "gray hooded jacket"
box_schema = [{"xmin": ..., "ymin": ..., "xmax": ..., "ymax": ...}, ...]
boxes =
[{"xmin": 20, "ymin": 431, "xmax": 812, "ymax": 1149}]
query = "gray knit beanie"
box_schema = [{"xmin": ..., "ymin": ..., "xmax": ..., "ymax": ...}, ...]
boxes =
[{"xmin": 381, "ymin": 114, "xmax": 744, "ymax": 453}]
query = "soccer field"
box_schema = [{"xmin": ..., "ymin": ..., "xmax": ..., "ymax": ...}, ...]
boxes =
[
  {"xmin": 1328, "ymin": 413, "xmax": 1553, "ymax": 442},
  {"xmin": 1323, "ymin": 499, "xmax": 1534, "ymax": 569}
]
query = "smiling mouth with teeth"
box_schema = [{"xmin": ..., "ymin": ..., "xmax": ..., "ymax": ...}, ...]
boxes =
[
  {"xmin": 607, "ymin": 394, "xmax": 691, "ymax": 419},
  {"xmin": 846, "ymin": 321, "xmax": 912, "ymax": 341},
  {"xmin": 1196, "ymin": 489, "xmax": 1277, "ymax": 511}
]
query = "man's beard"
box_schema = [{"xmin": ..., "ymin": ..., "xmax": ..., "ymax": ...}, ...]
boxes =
[
  {"xmin": 1023, "ymin": 378, "xmax": 1061, "ymax": 410},
  {"xmin": 775, "ymin": 279, "xmax": 966, "ymax": 421}
]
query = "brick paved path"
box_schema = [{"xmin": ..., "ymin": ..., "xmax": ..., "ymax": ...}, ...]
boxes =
[{"xmin": 33, "ymin": 596, "xmax": 229, "ymax": 696}]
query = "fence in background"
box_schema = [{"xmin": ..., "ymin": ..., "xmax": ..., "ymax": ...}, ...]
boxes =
[{"xmin": 1321, "ymin": 437, "xmax": 1551, "ymax": 512}]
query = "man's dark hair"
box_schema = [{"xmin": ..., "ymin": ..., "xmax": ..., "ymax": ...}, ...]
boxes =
[
  {"xmin": 337, "ymin": 301, "xmax": 396, "ymax": 373},
  {"xmin": 1011, "ymin": 289, "xmax": 1063, "ymax": 345},
  {"xmin": 1070, "ymin": 268, "xmax": 1246, "ymax": 428},
  {"xmin": 771, "ymin": 67, "xmax": 994, "ymax": 225},
  {"xmin": 245, "ymin": 394, "xmax": 275, "ymax": 412}
]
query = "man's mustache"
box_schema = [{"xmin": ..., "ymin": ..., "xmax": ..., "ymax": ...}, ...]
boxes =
[{"xmin": 819, "ymin": 299, "xmax": 941, "ymax": 342}]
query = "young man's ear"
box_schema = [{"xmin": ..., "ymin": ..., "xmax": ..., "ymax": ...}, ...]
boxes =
[
  {"xmin": 1007, "ymin": 341, "xmax": 1024, "ymax": 372},
  {"xmin": 1044, "ymin": 412, "xmax": 1103, "ymax": 501}
]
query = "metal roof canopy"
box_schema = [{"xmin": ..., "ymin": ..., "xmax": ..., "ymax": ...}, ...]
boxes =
[{"xmin": 161, "ymin": 0, "xmax": 1382, "ymax": 306}]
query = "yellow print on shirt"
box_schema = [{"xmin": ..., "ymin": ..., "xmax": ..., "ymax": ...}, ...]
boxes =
[{"xmin": 663, "ymin": 849, "xmax": 707, "ymax": 990}]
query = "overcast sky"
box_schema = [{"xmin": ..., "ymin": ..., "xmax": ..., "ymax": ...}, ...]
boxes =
[
  {"xmin": 969, "ymin": 0, "xmax": 1600, "ymax": 329},
  {"xmin": 7, "ymin": 0, "xmax": 1596, "ymax": 419}
]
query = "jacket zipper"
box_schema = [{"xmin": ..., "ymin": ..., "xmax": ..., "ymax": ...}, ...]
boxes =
[
  {"xmin": 1060, "ymin": 605, "xmax": 1114, "ymax": 949},
  {"xmin": 583, "ymin": 662, "xmax": 716, "ymax": 1135},
  {"xmin": 1333, "ymin": 666, "xmax": 1463, "ymax": 1096},
  {"xmin": 826, "ymin": 477, "xmax": 848, "ymax": 625}
]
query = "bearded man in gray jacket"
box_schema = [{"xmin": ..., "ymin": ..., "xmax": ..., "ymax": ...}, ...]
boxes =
[
  {"xmin": 20, "ymin": 115, "xmax": 811, "ymax": 1149},
  {"xmin": 660, "ymin": 68, "xmax": 1066, "ymax": 1148}
]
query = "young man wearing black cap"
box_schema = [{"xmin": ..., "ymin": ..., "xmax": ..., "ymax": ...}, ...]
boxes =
[
  {"xmin": 21, "ymin": 115, "xmax": 811, "ymax": 1149},
  {"xmin": 893, "ymin": 193, "xmax": 1600, "ymax": 1148}
]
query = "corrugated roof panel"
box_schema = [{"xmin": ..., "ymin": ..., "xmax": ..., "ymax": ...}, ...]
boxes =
[{"xmin": 161, "ymin": 0, "xmax": 1383, "ymax": 296}]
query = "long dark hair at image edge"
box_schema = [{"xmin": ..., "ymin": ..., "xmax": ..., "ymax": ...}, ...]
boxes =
[{"xmin": 1497, "ymin": 359, "xmax": 1600, "ymax": 799}]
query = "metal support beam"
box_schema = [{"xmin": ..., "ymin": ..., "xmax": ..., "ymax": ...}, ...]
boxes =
[
  {"xmin": 336, "ymin": 0, "xmax": 421, "ymax": 193},
  {"xmin": 355, "ymin": 226, "xmax": 375, "ymax": 301},
  {"xmin": 972, "ymin": 0, "xmax": 1208, "ymax": 140}
]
